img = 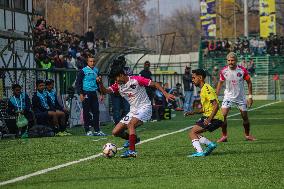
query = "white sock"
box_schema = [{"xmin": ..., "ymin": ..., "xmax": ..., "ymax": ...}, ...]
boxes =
[
  {"xmin": 192, "ymin": 139, "xmax": 203, "ymax": 152},
  {"xmin": 198, "ymin": 135, "xmax": 211, "ymax": 146}
]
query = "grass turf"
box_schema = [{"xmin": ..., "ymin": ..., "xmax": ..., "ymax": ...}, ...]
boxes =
[{"xmin": 0, "ymin": 100, "xmax": 284, "ymax": 189}]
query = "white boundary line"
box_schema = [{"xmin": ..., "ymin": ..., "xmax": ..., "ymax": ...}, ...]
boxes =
[{"xmin": 0, "ymin": 101, "xmax": 281, "ymax": 186}]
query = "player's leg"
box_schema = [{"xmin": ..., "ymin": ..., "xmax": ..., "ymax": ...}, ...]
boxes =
[
  {"xmin": 188, "ymin": 124, "xmax": 207, "ymax": 157},
  {"xmin": 82, "ymin": 95, "xmax": 93, "ymax": 135},
  {"xmin": 121, "ymin": 117, "xmax": 143, "ymax": 158},
  {"xmin": 217, "ymin": 99, "xmax": 231, "ymax": 142},
  {"xmin": 121, "ymin": 106, "xmax": 151, "ymax": 158},
  {"xmin": 239, "ymin": 108, "xmax": 256, "ymax": 141},
  {"xmin": 112, "ymin": 122, "xmax": 128, "ymax": 139}
]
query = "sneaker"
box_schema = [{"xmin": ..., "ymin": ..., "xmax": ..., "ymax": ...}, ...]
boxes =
[
  {"xmin": 62, "ymin": 131, "xmax": 72, "ymax": 136},
  {"xmin": 55, "ymin": 132, "xmax": 66, "ymax": 137},
  {"xmin": 86, "ymin": 131, "xmax": 93, "ymax": 136},
  {"xmin": 184, "ymin": 111, "xmax": 194, "ymax": 117},
  {"xmin": 93, "ymin": 131, "xmax": 107, "ymax": 136},
  {"xmin": 21, "ymin": 131, "xmax": 29, "ymax": 139},
  {"xmin": 245, "ymin": 135, "xmax": 256, "ymax": 141},
  {"xmin": 123, "ymin": 137, "xmax": 141, "ymax": 148},
  {"xmin": 217, "ymin": 136, "xmax": 228, "ymax": 143},
  {"xmin": 120, "ymin": 150, "xmax": 137, "ymax": 158},
  {"xmin": 204, "ymin": 142, "xmax": 217, "ymax": 156},
  {"xmin": 188, "ymin": 152, "xmax": 205, "ymax": 158}
]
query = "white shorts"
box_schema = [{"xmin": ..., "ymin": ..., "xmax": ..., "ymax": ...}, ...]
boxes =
[
  {"xmin": 120, "ymin": 106, "xmax": 152, "ymax": 125},
  {"xmin": 221, "ymin": 99, "xmax": 247, "ymax": 111}
]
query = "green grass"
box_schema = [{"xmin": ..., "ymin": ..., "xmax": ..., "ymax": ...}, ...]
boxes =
[{"xmin": 1, "ymin": 101, "xmax": 284, "ymax": 189}]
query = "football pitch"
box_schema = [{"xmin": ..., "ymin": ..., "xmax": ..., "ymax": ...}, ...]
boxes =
[{"xmin": 0, "ymin": 100, "xmax": 283, "ymax": 189}]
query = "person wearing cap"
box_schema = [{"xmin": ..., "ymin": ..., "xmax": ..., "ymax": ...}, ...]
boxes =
[
  {"xmin": 183, "ymin": 66, "xmax": 194, "ymax": 115},
  {"xmin": 216, "ymin": 52, "xmax": 256, "ymax": 142},
  {"xmin": 186, "ymin": 69, "xmax": 224, "ymax": 157},
  {"xmin": 45, "ymin": 79, "xmax": 71, "ymax": 136},
  {"xmin": 75, "ymin": 55, "xmax": 106, "ymax": 136}
]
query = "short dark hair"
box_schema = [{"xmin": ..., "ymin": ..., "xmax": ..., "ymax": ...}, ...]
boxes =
[
  {"xmin": 45, "ymin": 79, "xmax": 54, "ymax": 85},
  {"xmin": 192, "ymin": 69, "xmax": 206, "ymax": 79},
  {"xmin": 12, "ymin": 84, "xmax": 22, "ymax": 90},
  {"xmin": 109, "ymin": 67, "xmax": 126, "ymax": 79},
  {"xmin": 36, "ymin": 79, "xmax": 45, "ymax": 86}
]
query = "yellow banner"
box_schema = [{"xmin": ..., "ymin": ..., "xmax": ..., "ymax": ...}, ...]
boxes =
[{"xmin": 260, "ymin": 0, "xmax": 276, "ymax": 38}]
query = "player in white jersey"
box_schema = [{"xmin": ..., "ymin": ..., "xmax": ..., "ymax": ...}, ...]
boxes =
[
  {"xmin": 216, "ymin": 52, "xmax": 256, "ymax": 142},
  {"xmin": 97, "ymin": 68, "xmax": 175, "ymax": 158}
]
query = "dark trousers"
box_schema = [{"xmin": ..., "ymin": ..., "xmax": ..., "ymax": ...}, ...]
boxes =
[
  {"xmin": 111, "ymin": 94, "xmax": 130, "ymax": 125},
  {"xmin": 82, "ymin": 92, "xmax": 100, "ymax": 132}
]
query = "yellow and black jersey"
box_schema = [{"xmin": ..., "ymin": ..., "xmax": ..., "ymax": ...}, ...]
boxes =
[{"xmin": 200, "ymin": 83, "xmax": 224, "ymax": 121}]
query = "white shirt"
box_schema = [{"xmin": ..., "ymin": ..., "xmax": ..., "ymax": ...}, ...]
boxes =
[
  {"xmin": 220, "ymin": 65, "xmax": 250, "ymax": 103},
  {"xmin": 109, "ymin": 76, "xmax": 152, "ymax": 112}
]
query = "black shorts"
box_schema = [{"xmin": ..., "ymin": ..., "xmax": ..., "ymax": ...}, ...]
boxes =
[{"xmin": 196, "ymin": 116, "xmax": 223, "ymax": 132}]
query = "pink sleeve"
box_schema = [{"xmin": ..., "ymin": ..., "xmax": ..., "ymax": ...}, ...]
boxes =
[
  {"xmin": 219, "ymin": 70, "xmax": 225, "ymax": 81},
  {"xmin": 109, "ymin": 82, "xmax": 119, "ymax": 93},
  {"xmin": 131, "ymin": 76, "xmax": 151, "ymax": 86},
  {"xmin": 240, "ymin": 66, "xmax": 250, "ymax": 80}
]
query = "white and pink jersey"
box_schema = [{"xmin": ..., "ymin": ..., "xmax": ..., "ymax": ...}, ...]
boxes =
[
  {"xmin": 109, "ymin": 76, "xmax": 152, "ymax": 112},
  {"xmin": 219, "ymin": 65, "xmax": 250, "ymax": 103}
]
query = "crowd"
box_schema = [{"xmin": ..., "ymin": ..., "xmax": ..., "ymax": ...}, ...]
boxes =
[
  {"xmin": 33, "ymin": 16, "xmax": 110, "ymax": 70},
  {"xmin": 202, "ymin": 35, "xmax": 284, "ymax": 58}
]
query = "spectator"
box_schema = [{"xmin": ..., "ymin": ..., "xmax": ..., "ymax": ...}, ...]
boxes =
[
  {"xmin": 183, "ymin": 66, "xmax": 194, "ymax": 115},
  {"xmin": 241, "ymin": 58, "xmax": 247, "ymax": 68},
  {"xmin": 247, "ymin": 58, "xmax": 256, "ymax": 76},
  {"xmin": 171, "ymin": 83, "xmax": 184, "ymax": 111},
  {"xmin": 75, "ymin": 55, "xmax": 106, "ymax": 136},
  {"xmin": 139, "ymin": 61, "xmax": 154, "ymax": 104},
  {"xmin": 45, "ymin": 79, "xmax": 71, "ymax": 136},
  {"xmin": 250, "ymin": 37, "xmax": 259, "ymax": 55},
  {"xmin": 153, "ymin": 82, "xmax": 167, "ymax": 120},
  {"xmin": 211, "ymin": 66, "xmax": 219, "ymax": 88},
  {"xmin": 32, "ymin": 80, "xmax": 65, "ymax": 133},
  {"xmin": 7, "ymin": 84, "xmax": 34, "ymax": 136},
  {"xmin": 85, "ymin": 26, "xmax": 94, "ymax": 51},
  {"xmin": 258, "ymin": 37, "xmax": 266, "ymax": 55}
]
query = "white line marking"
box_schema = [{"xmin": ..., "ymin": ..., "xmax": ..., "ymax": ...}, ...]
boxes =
[
  {"xmin": 92, "ymin": 138, "xmax": 107, "ymax": 142},
  {"xmin": 229, "ymin": 118, "xmax": 284, "ymax": 120},
  {"xmin": 0, "ymin": 101, "xmax": 281, "ymax": 186}
]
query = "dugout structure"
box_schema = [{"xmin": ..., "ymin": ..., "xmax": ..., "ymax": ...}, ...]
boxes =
[{"xmin": 0, "ymin": 0, "xmax": 34, "ymax": 99}]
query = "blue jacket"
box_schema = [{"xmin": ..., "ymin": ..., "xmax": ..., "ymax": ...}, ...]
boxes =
[
  {"xmin": 32, "ymin": 91, "xmax": 52, "ymax": 113},
  {"xmin": 76, "ymin": 66, "xmax": 99, "ymax": 94},
  {"xmin": 8, "ymin": 93, "xmax": 32, "ymax": 115},
  {"xmin": 46, "ymin": 89, "xmax": 63, "ymax": 111}
]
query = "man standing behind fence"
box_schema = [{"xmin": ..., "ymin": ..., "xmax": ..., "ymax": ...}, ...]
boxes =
[
  {"xmin": 76, "ymin": 55, "xmax": 106, "ymax": 136},
  {"xmin": 183, "ymin": 66, "xmax": 194, "ymax": 115}
]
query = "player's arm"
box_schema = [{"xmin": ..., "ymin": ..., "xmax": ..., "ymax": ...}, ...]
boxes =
[
  {"xmin": 246, "ymin": 77, "xmax": 253, "ymax": 108},
  {"xmin": 243, "ymin": 67, "xmax": 253, "ymax": 108},
  {"xmin": 204, "ymin": 99, "xmax": 219, "ymax": 125},
  {"xmin": 149, "ymin": 81, "xmax": 175, "ymax": 102},
  {"xmin": 96, "ymin": 76, "xmax": 113, "ymax": 94},
  {"xmin": 216, "ymin": 80, "xmax": 224, "ymax": 96}
]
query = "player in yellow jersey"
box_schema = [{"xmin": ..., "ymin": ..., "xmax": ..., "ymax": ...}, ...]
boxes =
[{"xmin": 186, "ymin": 69, "xmax": 224, "ymax": 157}]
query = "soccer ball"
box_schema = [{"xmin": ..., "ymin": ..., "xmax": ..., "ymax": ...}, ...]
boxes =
[{"xmin": 102, "ymin": 143, "xmax": 117, "ymax": 158}]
